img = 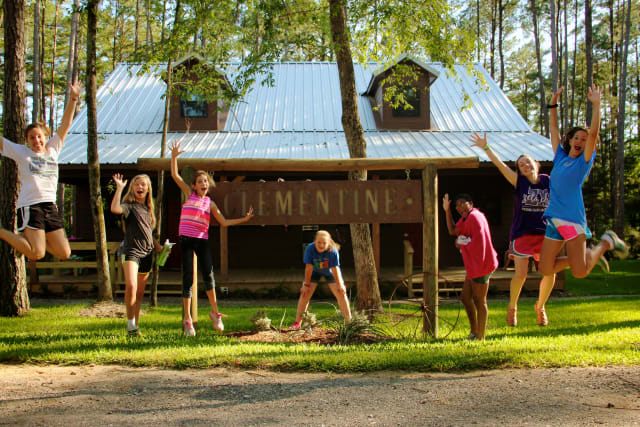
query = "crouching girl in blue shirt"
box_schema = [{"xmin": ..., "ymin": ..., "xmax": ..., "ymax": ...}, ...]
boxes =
[{"xmin": 291, "ymin": 230, "xmax": 352, "ymax": 329}]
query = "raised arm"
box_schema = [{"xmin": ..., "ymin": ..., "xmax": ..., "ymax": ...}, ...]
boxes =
[
  {"xmin": 110, "ymin": 173, "xmax": 127, "ymax": 214},
  {"xmin": 210, "ymin": 202, "xmax": 254, "ymax": 227},
  {"xmin": 442, "ymin": 194, "xmax": 458, "ymax": 236},
  {"xmin": 470, "ymin": 132, "xmax": 517, "ymax": 187},
  {"xmin": 56, "ymin": 81, "xmax": 83, "ymax": 142},
  {"xmin": 583, "ymin": 84, "xmax": 601, "ymax": 161},
  {"xmin": 169, "ymin": 140, "xmax": 192, "ymax": 198},
  {"xmin": 548, "ymin": 87, "xmax": 563, "ymax": 153}
]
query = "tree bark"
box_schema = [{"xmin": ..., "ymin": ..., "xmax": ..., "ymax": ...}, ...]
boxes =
[
  {"xmin": 86, "ymin": 0, "xmax": 113, "ymax": 301},
  {"xmin": 550, "ymin": 0, "xmax": 558, "ymax": 93},
  {"xmin": 615, "ymin": 0, "xmax": 632, "ymax": 235},
  {"xmin": 1, "ymin": 0, "xmax": 30, "ymax": 316},
  {"xmin": 33, "ymin": 0, "xmax": 41, "ymax": 122},
  {"xmin": 562, "ymin": 0, "xmax": 569, "ymax": 132},
  {"xmin": 328, "ymin": 0, "xmax": 382, "ymax": 314},
  {"xmin": 134, "ymin": 0, "xmax": 140, "ymax": 55},
  {"xmin": 498, "ymin": 0, "xmax": 504, "ymax": 89},
  {"xmin": 49, "ymin": 0, "xmax": 59, "ymax": 131},
  {"xmin": 490, "ymin": 0, "xmax": 496, "ymax": 79},
  {"xmin": 585, "ymin": 0, "xmax": 594, "ymax": 125},
  {"xmin": 528, "ymin": 0, "xmax": 548, "ymax": 136},
  {"xmin": 64, "ymin": 0, "xmax": 79, "ymax": 109}
]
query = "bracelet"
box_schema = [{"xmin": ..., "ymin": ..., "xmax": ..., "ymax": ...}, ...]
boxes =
[
  {"xmin": 482, "ymin": 145, "xmax": 490, "ymax": 151},
  {"xmin": 546, "ymin": 103, "xmax": 558, "ymax": 109},
  {"xmin": 71, "ymin": 97, "xmax": 78, "ymax": 102}
]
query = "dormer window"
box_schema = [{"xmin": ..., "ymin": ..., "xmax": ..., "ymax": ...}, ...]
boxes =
[
  {"xmin": 392, "ymin": 87, "xmax": 420, "ymax": 118},
  {"xmin": 180, "ymin": 94, "xmax": 208, "ymax": 118},
  {"xmin": 364, "ymin": 55, "xmax": 439, "ymax": 130}
]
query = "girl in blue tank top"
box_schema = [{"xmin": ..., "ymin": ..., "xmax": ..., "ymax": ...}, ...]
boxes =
[{"xmin": 538, "ymin": 85, "xmax": 628, "ymax": 281}]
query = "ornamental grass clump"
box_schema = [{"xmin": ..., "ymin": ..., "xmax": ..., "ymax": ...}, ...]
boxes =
[
  {"xmin": 249, "ymin": 310, "xmax": 272, "ymax": 331},
  {"xmin": 328, "ymin": 311, "xmax": 385, "ymax": 345},
  {"xmin": 300, "ymin": 311, "xmax": 317, "ymax": 330}
]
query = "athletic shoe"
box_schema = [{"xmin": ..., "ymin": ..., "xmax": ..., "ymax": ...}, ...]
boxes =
[
  {"xmin": 601, "ymin": 230, "xmax": 629, "ymax": 259},
  {"xmin": 466, "ymin": 332, "xmax": 477, "ymax": 340},
  {"xmin": 534, "ymin": 302, "xmax": 548, "ymax": 326},
  {"xmin": 595, "ymin": 254, "xmax": 610, "ymax": 273},
  {"xmin": 506, "ymin": 307, "xmax": 517, "ymax": 326},
  {"xmin": 127, "ymin": 328, "xmax": 142, "ymax": 337},
  {"xmin": 290, "ymin": 321, "xmax": 301, "ymax": 330},
  {"xmin": 209, "ymin": 311, "xmax": 226, "ymax": 332},
  {"xmin": 183, "ymin": 319, "xmax": 196, "ymax": 337}
]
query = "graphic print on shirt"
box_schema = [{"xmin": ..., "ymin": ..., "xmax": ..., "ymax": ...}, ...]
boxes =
[
  {"xmin": 313, "ymin": 259, "xmax": 330, "ymax": 270},
  {"xmin": 521, "ymin": 187, "xmax": 549, "ymax": 213},
  {"xmin": 28, "ymin": 154, "xmax": 58, "ymax": 176}
]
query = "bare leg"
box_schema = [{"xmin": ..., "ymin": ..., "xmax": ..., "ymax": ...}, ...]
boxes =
[
  {"xmin": 205, "ymin": 289, "xmax": 219, "ymax": 314},
  {"xmin": 45, "ymin": 228, "xmax": 71, "ymax": 260},
  {"xmin": 122, "ymin": 261, "xmax": 139, "ymax": 322},
  {"xmin": 536, "ymin": 274, "xmax": 556, "ymax": 308},
  {"xmin": 0, "ymin": 227, "xmax": 46, "ymax": 260},
  {"xmin": 565, "ymin": 236, "xmax": 609, "ymax": 278},
  {"xmin": 539, "ymin": 238, "xmax": 570, "ymax": 275},
  {"xmin": 508, "ymin": 257, "xmax": 529, "ymax": 310},
  {"xmin": 460, "ymin": 278, "xmax": 477, "ymax": 335},
  {"xmin": 295, "ymin": 283, "xmax": 318, "ymax": 323},
  {"xmin": 134, "ymin": 272, "xmax": 149, "ymax": 325},
  {"xmin": 182, "ymin": 297, "xmax": 192, "ymax": 321},
  {"xmin": 329, "ymin": 282, "xmax": 352, "ymax": 322},
  {"xmin": 471, "ymin": 281, "xmax": 490, "ymax": 340}
]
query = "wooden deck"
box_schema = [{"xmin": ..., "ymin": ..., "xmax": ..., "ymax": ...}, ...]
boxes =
[{"xmin": 28, "ymin": 266, "xmax": 563, "ymax": 296}]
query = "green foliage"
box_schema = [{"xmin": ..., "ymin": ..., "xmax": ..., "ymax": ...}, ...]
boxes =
[
  {"xmin": 325, "ymin": 310, "xmax": 385, "ymax": 345},
  {"xmin": 1, "ymin": 296, "xmax": 639, "ymax": 371},
  {"xmin": 565, "ymin": 259, "xmax": 640, "ymax": 295},
  {"xmin": 299, "ymin": 310, "xmax": 317, "ymax": 329}
]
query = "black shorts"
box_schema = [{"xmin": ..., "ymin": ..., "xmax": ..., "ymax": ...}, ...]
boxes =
[
  {"xmin": 124, "ymin": 251, "xmax": 154, "ymax": 274},
  {"xmin": 311, "ymin": 270, "xmax": 337, "ymax": 284},
  {"xmin": 17, "ymin": 202, "xmax": 64, "ymax": 232}
]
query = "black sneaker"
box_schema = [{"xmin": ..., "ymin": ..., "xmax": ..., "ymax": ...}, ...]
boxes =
[{"xmin": 127, "ymin": 328, "xmax": 142, "ymax": 337}]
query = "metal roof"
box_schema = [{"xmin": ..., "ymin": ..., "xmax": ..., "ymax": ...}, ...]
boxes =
[{"xmin": 62, "ymin": 61, "xmax": 552, "ymax": 165}]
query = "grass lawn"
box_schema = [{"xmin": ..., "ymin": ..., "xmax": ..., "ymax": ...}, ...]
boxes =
[
  {"xmin": 565, "ymin": 259, "xmax": 640, "ymax": 295},
  {"xmin": 1, "ymin": 296, "xmax": 639, "ymax": 372}
]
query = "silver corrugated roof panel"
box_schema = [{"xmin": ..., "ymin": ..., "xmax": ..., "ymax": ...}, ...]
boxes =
[{"xmin": 60, "ymin": 131, "xmax": 553, "ymax": 165}]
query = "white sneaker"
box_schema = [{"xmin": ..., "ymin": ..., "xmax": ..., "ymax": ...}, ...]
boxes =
[
  {"xmin": 183, "ymin": 319, "xmax": 196, "ymax": 336},
  {"xmin": 209, "ymin": 311, "xmax": 227, "ymax": 332}
]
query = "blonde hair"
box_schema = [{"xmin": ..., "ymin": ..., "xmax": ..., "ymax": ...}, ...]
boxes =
[
  {"xmin": 26, "ymin": 122, "xmax": 51, "ymax": 138},
  {"xmin": 315, "ymin": 230, "xmax": 340, "ymax": 251},
  {"xmin": 122, "ymin": 174, "xmax": 157, "ymax": 228}
]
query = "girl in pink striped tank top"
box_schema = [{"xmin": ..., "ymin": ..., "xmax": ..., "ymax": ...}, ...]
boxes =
[{"xmin": 170, "ymin": 140, "xmax": 254, "ymax": 336}]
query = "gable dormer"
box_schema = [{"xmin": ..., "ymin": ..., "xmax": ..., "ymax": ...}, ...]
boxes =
[
  {"xmin": 364, "ymin": 55, "xmax": 439, "ymax": 130},
  {"xmin": 169, "ymin": 54, "xmax": 230, "ymax": 132}
]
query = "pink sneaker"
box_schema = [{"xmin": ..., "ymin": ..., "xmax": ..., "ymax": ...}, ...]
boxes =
[
  {"xmin": 209, "ymin": 311, "xmax": 227, "ymax": 331},
  {"xmin": 290, "ymin": 321, "xmax": 301, "ymax": 330},
  {"xmin": 183, "ymin": 319, "xmax": 196, "ymax": 336}
]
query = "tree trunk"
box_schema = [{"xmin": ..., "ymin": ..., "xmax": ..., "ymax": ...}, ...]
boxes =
[
  {"xmin": 49, "ymin": 0, "xmax": 59, "ymax": 131},
  {"xmin": 328, "ymin": 0, "xmax": 382, "ymax": 314},
  {"xmin": 134, "ymin": 0, "xmax": 140, "ymax": 55},
  {"xmin": 150, "ymin": 0, "xmax": 182, "ymax": 307},
  {"xmin": 40, "ymin": 0, "xmax": 47, "ymax": 124},
  {"xmin": 476, "ymin": 0, "xmax": 480, "ymax": 63},
  {"xmin": 498, "ymin": 0, "xmax": 504, "ymax": 89},
  {"xmin": 562, "ymin": 0, "xmax": 569, "ymax": 132},
  {"xmin": 570, "ymin": 0, "xmax": 578, "ymax": 124},
  {"xmin": 529, "ymin": 0, "xmax": 548, "ymax": 136},
  {"xmin": 585, "ymin": 0, "xmax": 594, "ymax": 125},
  {"xmin": 550, "ymin": 0, "xmax": 558, "ymax": 93},
  {"xmin": 86, "ymin": 0, "xmax": 113, "ymax": 301},
  {"xmin": 1, "ymin": 0, "xmax": 30, "ymax": 316},
  {"xmin": 33, "ymin": 0, "xmax": 41, "ymax": 122},
  {"xmin": 148, "ymin": 0, "xmax": 155, "ymax": 45},
  {"xmin": 636, "ymin": 38, "xmax": 639, "ymax": 137},
  {"xmin": 615, "ymin": 0, "xmax": 632, "ymax": 235},
  {"xmin": 490, "ymin": 0, "xmax": 496, "ymax": 79},
  {"xmin": 160, "ymin": 0, "xmax": 166, "ymax": 43},
  {"xmin": 64, "ymin": 0, "xmax": 79, "ymax": 107}
]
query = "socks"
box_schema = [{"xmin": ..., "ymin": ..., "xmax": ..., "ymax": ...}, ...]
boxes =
[
  {"xmin": 127, "ymin": 318, "xmax": 136, "ymax": 331},
  {"xmin": 601, "ymin": 234, "xmax": 614, "ymax": 250}
]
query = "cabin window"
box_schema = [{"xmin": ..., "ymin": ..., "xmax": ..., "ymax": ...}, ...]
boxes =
[
  {"xmin": 391, "ymin": 87, "xmax": 420, "ymax": 117},
  {"xmin": 180, "ymin": 94, "xmax": 208, "ymax": 118}
]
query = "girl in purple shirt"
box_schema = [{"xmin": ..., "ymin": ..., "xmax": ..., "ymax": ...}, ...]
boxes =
[
  {"xmin": 470, "ymin": 132, "xmax": 555, "ymax": 326},
  {"xmin": 170, "ymin": 140, "xmax": 253, "ymax": 336}
]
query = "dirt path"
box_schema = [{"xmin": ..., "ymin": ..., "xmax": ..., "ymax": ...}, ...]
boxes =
[{"xmin": 1, "ymin": 365, "xmax": 639, "ymax": 426}]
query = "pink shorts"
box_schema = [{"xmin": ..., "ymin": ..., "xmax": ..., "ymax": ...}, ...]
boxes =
[{"xmin": 509, "ymin": 234, "xmax": 544, "ymax": 261}]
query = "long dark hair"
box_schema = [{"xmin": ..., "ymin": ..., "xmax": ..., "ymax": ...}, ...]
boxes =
[{"xmin": 561, "ymin": 126, "xmax": 588, "ymax": 154}]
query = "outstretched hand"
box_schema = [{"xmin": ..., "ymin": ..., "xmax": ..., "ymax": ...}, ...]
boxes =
[
  {"xmin": 550, "ymin": 86, "xmax": 563, "ymax": 104},
  {"xmin": 587, "ymin": 84, "xmax": 602, "ymax": 105},
  {"xmin": 68, "ymin": 80, "xmax": 83, "ymax": 100},
  {"xmin": 442, "ymin": 193, "xmax": 451, "ymax": 211},
  {"xmin": 244, "ymin": 206, "xmax": 255, "ymax": 220},
  {"xmin": 113, "ymin": 173, "xmax": 127, "ymax": 190},
  {"xmin": 169, "ymin": 140, "xmax": 185, "ymax": 159},
  {"xmin": 469, "ymin": 132, "xmax": 488, "ymax": 150}
]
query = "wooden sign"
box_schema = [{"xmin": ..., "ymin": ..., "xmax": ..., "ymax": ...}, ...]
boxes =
[{"xmin": 210, "ymin": 180, "xmax": 422, "ymax": 225}]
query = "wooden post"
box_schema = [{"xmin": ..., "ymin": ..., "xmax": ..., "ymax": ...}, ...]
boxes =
[
  {"xmin": 403, "ymin": 237, "xmax": 415, "ymax": 298},
  {"xmin": 422, "ymin": 164, "xmax": 438, "ymax": 338},
  {"xmin": 220, "ymin": 226, "xmax": 228, "ymax": 280},
  {"xmin": 191, "ymin": 252, "xmax": 198, "ymax": 328},
  {"xmin": 372, "ymin": 223, "xmax": 380, "ymax": 273}
]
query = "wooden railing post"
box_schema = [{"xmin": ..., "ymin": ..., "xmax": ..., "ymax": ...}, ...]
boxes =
[
  {"xmin": 403, "ymin": 236, "xmax": 414, "ymax": 298},
  {"xmin": 422, "ymin": 164, "xmax": 438, "ymax": 338}
]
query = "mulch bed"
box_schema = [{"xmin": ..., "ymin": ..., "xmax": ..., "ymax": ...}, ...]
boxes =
[
  {"xmin": 78, "ymin": 301, "xmax": 147, "ymax": 318},
  {"xmin": 226, "ymin": 328, "xmax": 388, "ymax": 345}
]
